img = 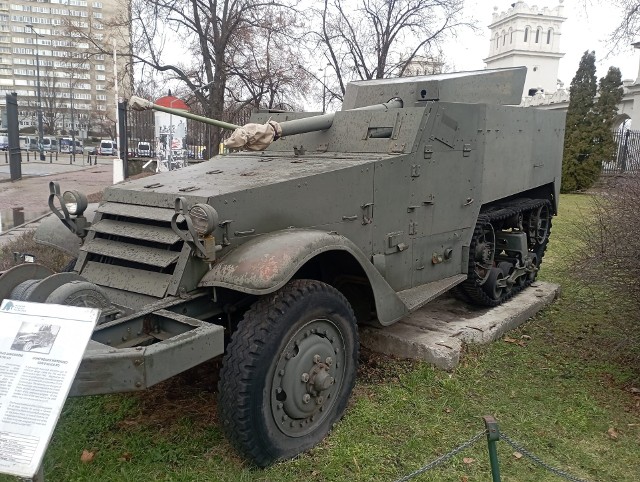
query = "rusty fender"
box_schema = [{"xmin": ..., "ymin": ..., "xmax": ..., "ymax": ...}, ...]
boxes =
[{"xmin": 199, "ymin": 228, "xmax": 408, "ymax": 326}]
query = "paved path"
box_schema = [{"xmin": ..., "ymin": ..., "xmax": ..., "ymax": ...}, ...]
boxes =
[{"xmin": 0, "ymin": 157, "xmax": 116, "ymax": 245}]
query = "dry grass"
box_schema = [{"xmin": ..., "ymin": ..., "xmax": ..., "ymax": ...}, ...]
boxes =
[{"xmin": 0, "ymin": 230, "xmax": 73, "ymax": 272}]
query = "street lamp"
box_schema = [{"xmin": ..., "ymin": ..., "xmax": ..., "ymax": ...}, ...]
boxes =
[
  {"xmin": 26, "ymin": 24, "xmax": 45, "ymax": 161},
  {"xmin": 320, "ymin": 63, "xmax": 331, "ymax": 114}
]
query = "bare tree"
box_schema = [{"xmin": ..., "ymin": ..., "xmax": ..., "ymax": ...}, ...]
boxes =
[
  {"xmin": 313, "ymin": 0, "xmax": 470, "ymax": 104},
  {"xmin": 99, "ymin": 0, "xmax": 305, "ymax": 148},
  {"xmin": 609, "ymin": 1, "xmax": 640, "ymax": 50},
  {"xmin": 225, "ymin": 10, "xmax": 311, "ymax": 115}
]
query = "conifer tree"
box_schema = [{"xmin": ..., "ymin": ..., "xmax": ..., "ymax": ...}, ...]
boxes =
[
  {"xmin": 562, "ymin": 51, "xmax": 598, "ymax": 192},
  {"xmin": 593, "ymin": 67, "xmax": 624, "ymax": 166}
]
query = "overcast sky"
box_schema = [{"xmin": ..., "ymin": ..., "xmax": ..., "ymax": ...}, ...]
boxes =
[{"xmin": 445, "ymin": 0, "xmax": 639, "ymax": 86}]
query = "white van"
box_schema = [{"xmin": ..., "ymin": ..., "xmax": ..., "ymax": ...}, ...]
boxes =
[
  {"xmin": 99, "ymin": 139, "xmax": 115, "ymax": 156},
  {"xmin": 43, "ymin": 137, "xmax": 58, "ymax": 152},
  {"xmin": 137, "ymin": 141, "xmax": 152, "ymax": 157},
  {"xmin": 19, "ymin": 136, "xmax": 42, "ymax": 151}
]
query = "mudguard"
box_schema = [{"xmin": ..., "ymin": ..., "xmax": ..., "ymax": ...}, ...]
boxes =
[
  {"xmin": 33, "ymin": 203, "xmax": 99, "ymax": 258},
  {"xmin": 199, "ymin": 228, "xmax": 408, "ymax": 326}
]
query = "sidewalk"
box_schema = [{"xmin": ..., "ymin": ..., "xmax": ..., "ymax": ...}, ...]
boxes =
[
  {"xmin": 0, "ymin": 151, "xmax": 102, "ymax": 183},
  {"xmin": 0, "ymin": 156, "xmax": 115, "ymax": 238}
]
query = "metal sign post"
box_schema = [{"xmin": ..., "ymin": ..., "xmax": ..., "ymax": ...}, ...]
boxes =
[{"xmin": 6, "ymin": 92, "xmax": 22, "ymax": 181}]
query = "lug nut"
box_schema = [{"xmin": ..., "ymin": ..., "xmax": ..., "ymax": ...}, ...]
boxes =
[
  {"xmin": 325, "ymin": 357, "xmax": 333, "ymax": 366},
  {"xmin": 279, "ymin": 369, "xmax": 285, "ymax": 376},
  {"xmin": 316, "ymin": 396, "xmax": 324, "ymax": 405},
  {"xmin": 302, "ymin": 394, "xmax": 311, "ymax": 404},
  {"xmin": 277, "ymin": 403, "xmax": 283, "ymax": 410},
  {"xmin": 313, "ymin": 354, "xmax": 321, "ymax": 363},
  {"xmin": 301, "ymin": 373, "xmax": 309, "ymax": 382}
]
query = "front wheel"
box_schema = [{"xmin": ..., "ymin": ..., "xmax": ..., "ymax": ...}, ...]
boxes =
[{"xmin": 218, "ymin": 279, "xmax": 359, "ymax": 467}]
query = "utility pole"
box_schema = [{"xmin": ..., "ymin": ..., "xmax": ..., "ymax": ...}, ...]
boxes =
[
  {"xmin": 321, "ymin": 63, "xmax": 331, "ymax": 114},
  {"xmin": 26, "ymin": 24, "xmax": 45, "ymax": 161}
]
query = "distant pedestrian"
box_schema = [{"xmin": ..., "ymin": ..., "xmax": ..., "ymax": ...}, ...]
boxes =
[{"xmin": 201, "ymin": 147, "xmax": 208, "ymax": 160}]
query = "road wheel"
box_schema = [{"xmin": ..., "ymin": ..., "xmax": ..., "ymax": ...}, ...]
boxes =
[
  {"xmin": 23, "ymin": 341, "xmax": 34, "ymax": 352},
  {"xmin": 218, "ymin": 279, "xmax": 359, "ymax": 467}
]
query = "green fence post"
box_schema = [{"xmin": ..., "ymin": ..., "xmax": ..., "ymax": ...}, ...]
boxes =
[{"xmin": 483, "ymin": 415, "xmax": 501, "ymax": 482}]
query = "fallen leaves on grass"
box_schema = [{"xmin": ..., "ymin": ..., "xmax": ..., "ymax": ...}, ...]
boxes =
[
  {"xmin": 80, "ymin": 450, "xmax": 95, "ymax": 463},
  {"xmin": 513, "ymin": 452, "xmax": 523, "ymax": 459},
  {"xmin": 503, "ymin": 336, "xmax": 527, "ymax": 347},
  {"xmin": 607, "ymin": 427, "xmax": 619, "ymax": 440},
  {"xmin": 462, "ymin": 457, "xmax": 475, "ymax": 465}
]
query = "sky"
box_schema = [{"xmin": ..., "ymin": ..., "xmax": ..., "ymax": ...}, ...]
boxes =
[{"xmin": 445, "ymin": 0, "xmax": 639, "ymax": 86}]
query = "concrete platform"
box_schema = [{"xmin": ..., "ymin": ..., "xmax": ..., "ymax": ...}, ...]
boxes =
[{"xmin": 360, "ymin": 281, "xmax": 560, "ymax": 370}]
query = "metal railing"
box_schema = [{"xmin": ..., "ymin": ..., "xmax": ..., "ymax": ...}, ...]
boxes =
[
  {"xmin": 604, "ymin": 129, "xmax": 640, "ymax": 174},
  {"xmin": 124, "ymin": 104, "xmax": 253, "ymax": 163},
  {"xmin": 394, "ymin": 415, "xmax": 592, "ymax": 482}
]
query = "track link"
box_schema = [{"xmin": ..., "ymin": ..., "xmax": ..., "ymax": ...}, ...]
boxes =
[{"xmin": 456, "ymin": 198, "xmax": 552, "ymax": 307}]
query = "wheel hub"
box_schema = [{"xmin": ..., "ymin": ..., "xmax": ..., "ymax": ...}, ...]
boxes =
[{"xmin": 271, "ymin": 319, "xmax": 345, "ymax": 437}]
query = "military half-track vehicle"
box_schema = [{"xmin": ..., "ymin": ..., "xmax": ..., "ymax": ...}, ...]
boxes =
[{"xmin": 0, "ymin": 67, "xmax": 564, "ymax": 466}]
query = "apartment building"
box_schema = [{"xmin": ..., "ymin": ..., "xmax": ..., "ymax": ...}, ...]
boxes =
[{"xmin": 0, "ymin": 0, "xmax": 129, "ymax": 138}]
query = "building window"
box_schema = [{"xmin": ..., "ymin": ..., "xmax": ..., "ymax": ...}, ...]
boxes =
[
  {"xmin": 535, "ymin": 27, "xmax": 541, "ymax": 43},
  {"xmin": 495, "ymin": 34, "xmax": 499, "ymax": 48},
  {"xmin": 547, "ymin": 29, "xmax": 552, "ymax": 44},
  {"xmin": 509, "ymin": 28, "xmax": 513, "ymax": 43},
  {"xmin": 524, "ymin": 27, "xmax": 529, "ymax": 42}
]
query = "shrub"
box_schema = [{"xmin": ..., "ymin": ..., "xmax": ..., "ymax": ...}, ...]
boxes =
[
  {"xmin": 0, "ymin": 230, "xmax": 72, "ymax": 273},
  {"xmin": 578, "ymin": 175, "xmax": 640, "ymax": 304}
]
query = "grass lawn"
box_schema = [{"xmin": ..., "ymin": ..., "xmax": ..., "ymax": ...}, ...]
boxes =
[{"xmin": 1, "ymin": 194, "xmax": 638, "ymax": 481}]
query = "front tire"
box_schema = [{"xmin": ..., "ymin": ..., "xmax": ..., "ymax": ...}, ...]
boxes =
[{"xmin": 218, "ymin": 279, "xmax": 359, "ymax": 467}]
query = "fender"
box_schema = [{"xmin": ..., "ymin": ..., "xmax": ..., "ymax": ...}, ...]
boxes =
[
  {"xmin": 33, "ymin": 203, "xmax": 99, "ymax": 258},
  {"xmin": 199, "ymin": 228, "xmax": 408, "ymax": 326}
]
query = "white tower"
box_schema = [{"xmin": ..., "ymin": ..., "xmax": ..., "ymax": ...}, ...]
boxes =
[{"xmin": 484, "ymin": 1, "xmax": 566, "ymax": 96}]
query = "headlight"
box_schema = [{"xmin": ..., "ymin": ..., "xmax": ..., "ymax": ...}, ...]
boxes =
[
  {"xmin": 62, "ymin": 190, "xmax": 88, "ymax": 215},
  {"xmin": 188, "ymin": 203, "xmax": 219, "ymax": 236}
]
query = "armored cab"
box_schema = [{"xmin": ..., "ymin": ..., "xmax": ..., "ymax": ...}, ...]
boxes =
[{"xmin": 0, "ymin": 67, "xmax": 564, "ymax": 466}]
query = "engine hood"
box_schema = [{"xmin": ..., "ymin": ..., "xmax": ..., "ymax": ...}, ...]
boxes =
[{"xmin": 103, "ymin": 151, "xmax": 387, "ymax": 208}]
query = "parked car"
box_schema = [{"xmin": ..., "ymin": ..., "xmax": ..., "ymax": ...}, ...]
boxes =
[
  {"xmin": 99, "ymin": 139, "xmax": 116, "ymax": 156},
  {"xmin": 137, "ymin": 141, "xmax": 152, "ymax": 157},
  {"xmin": 0, "ymin": 135, "xmax": 8, "ymax": 150}
]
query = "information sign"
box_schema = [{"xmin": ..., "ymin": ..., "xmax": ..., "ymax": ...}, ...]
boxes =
[{"xmin": 0, "ymin": 300, "xmax": 99, "ymax": 479}]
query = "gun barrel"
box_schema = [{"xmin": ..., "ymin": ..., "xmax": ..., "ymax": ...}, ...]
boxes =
[
  {"xmin": 129, "ymin": 96, "xmax": 240, "ymax": 131},
  {"xmin": 278, "ymin": 98, "xmax": 403, "ymax": 137}
]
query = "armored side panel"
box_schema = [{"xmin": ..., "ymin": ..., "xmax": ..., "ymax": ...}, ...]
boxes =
[
  {"xmin": 342, "ymin": 67, "xmax": 526, "ymax": 110},
  {"xmin": 478, "ymin": 104, "xmax": 565, "ymax": 210}
]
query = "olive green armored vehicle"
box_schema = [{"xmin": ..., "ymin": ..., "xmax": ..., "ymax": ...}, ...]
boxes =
[{"xmin": 0, "ymin": 67, "xmax": 564, "ymax": 466}]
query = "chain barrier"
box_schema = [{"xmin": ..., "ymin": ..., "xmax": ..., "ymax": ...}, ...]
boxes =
[
  {"xmin": 393, "ymin": 430, "xmax": 487, "ymax": 482},
  {"xmin": 500, "ymin": 431, "xmax": 592, "ymax": 482},
  {"xmin": 393, "ymin": 418, "xmax": 593, "ymax": 482}
]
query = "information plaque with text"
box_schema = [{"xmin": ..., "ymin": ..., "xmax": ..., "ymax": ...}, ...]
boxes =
[{"xmin": 0, "ymin": 299, "xmax": 99, "ymax": 479}]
